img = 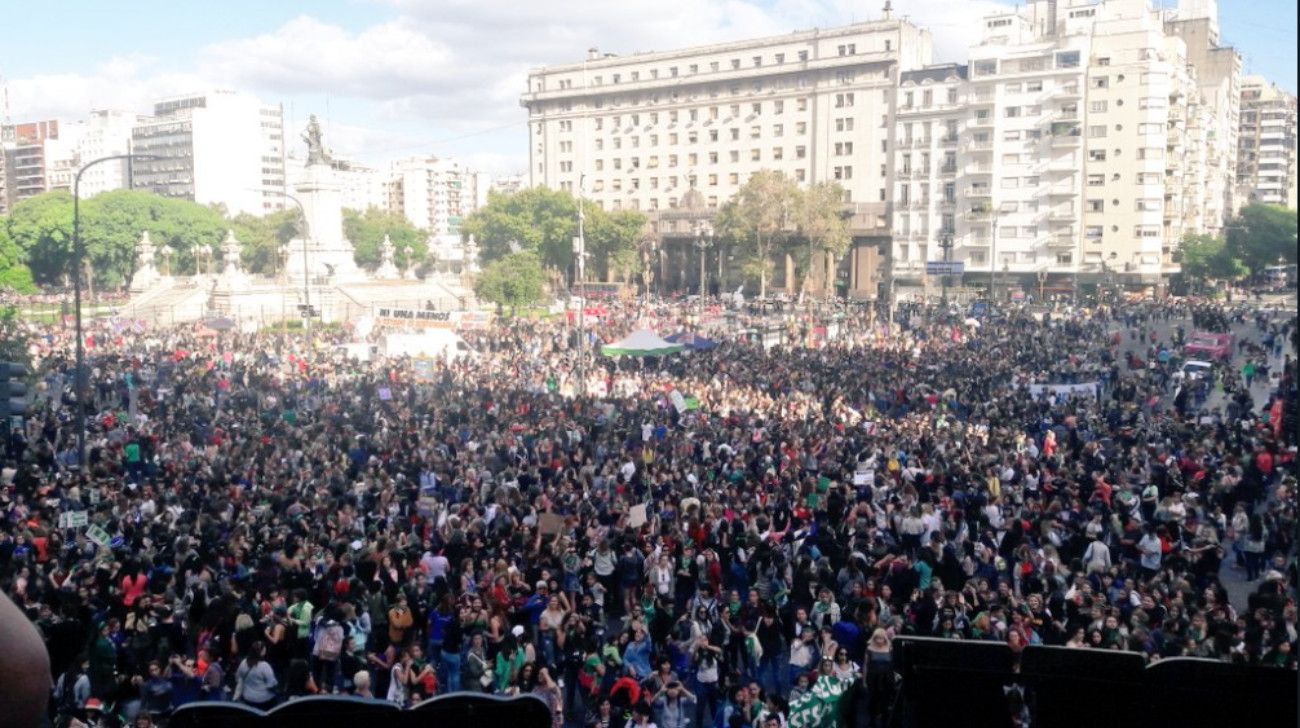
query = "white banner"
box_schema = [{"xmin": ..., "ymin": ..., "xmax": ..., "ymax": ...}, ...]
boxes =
[{"xmin": 1025, "ymin": 381, "xmax": 1101, "ymax": 401}]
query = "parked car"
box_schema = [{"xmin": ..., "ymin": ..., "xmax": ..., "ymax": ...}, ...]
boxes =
[
  {"xmin": 1183, "ymin": 331, "xmax": 1232, "ymax": 361},
  {"xmin": 1172, "ymin": 359, "xmax": 1215, "ymax": 384}
]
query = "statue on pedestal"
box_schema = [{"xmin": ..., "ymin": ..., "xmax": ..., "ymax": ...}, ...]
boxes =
[
  {"xmin": 375, "ymin": 234, "xmax": 400, "ymax": 279},
  {"xmin": 130, "ymin": 231, "xmax": 163, "ymax": 293},
  {"xmin": 302, "ymin": 115, "xmax": 333, "ymax": 166}
]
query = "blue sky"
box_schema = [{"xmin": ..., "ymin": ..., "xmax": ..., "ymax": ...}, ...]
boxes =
[{"xmin": 3, "ymin": 0, "xmax": 1295, "ymax": 177}]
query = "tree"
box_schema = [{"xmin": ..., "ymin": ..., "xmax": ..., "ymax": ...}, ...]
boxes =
[
  {"xmin": 343, "ymin": 208, "xmax": 427, "ymax": 271},
  {"xmin": 3, "ymin": 190, "xmax": 74, "ymax": 285},
  {"xmin": 461, "ymin": 187, "xmax": 579, "ymax": 272},
  {"xmin": 228, "ymin": 210, "xmax": 302, "ymax": 275},
  {"xmin": 473, "ymin": 250, "xmax": 547, "ymax": 313},
  {"xmin": 792, "ymin": 182, "xmax": 851, "ymax": 298},
  {"xmin": 1177, "ymin": 233, "xmax": 1247, "ymax": 286},
  {"xmin": 4, "ymin": 190, "xmax": 230, "ymax": 287},
  {"xmin": 585, "ymin": 208, "xmax": 647, "ymax": 282},
  {"xmin": 1225, "ymin": 203, "xmax": 1298, "ymax": 274},
  {"xmin": 0, "ymin": 227, "xmax": 36, "ymax": 294},
  {"xmin": 714, "ymin": 170, "xmax": 798, "ymax": 298}
]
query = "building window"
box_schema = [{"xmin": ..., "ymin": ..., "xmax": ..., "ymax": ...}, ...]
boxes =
[
  {"xmin": 796, "ymin": 146, "xmax": 807, "ymax": 159},
  {"xmin": 1056, "ymin": 51, "xmax": 1080, "ymax": 68},
  {"xmin": 973, "ymin": 59, "xmax": 998, "ymax": 76}
]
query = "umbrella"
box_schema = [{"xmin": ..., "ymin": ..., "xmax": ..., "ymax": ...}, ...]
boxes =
[
  {"xmin": 963, "ymin": 317, "xmax": 981, "ymax": 328},
  {"xmin": 665, "ymin": 331, "xmax": 719, "ymax": 350},
  {"xmin": 601, "ymin": 329, "xmax": 685, "ymax": 357}
]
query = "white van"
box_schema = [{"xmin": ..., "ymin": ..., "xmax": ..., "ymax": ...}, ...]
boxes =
[{"xmin": 381, "ymin": 331, "xmax": 477, "ymax": 363}]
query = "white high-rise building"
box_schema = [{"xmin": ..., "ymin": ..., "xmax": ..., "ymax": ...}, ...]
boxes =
[
  {"xmin": 71, "ymin": 110, "xmax": 144, "ymax": 198},
  {"xmin": 389, "ymin": 156, "xmax": 488, "ymax": 236},
  {"xmin": 1237, "ymin": 76, "xmax": 1298, "ymax": 209},
  {"xmin": 130, "ymin": 91, "xmax": 286, "ymax": 216},
  {"xmin": 896, "ymin": 0, "xmax": 1240, "ymax": 298},
  {"xmin": 1163, "ymin": 0, "xmax": 1241, "ymax": 221}
]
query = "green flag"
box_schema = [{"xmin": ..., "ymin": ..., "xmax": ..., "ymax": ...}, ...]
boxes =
[
  {"xmin": 683, "ymin": 396, "xmax": 700, "ymax": 410},
  {"xmin": 787, "ymin": 674, "xmax": 851, "ymax": 728}
]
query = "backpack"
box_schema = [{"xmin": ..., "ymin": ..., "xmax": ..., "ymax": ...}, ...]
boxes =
[{"xmin": 56, "ymin": 673, "xmax": 79, "ymax": 715}]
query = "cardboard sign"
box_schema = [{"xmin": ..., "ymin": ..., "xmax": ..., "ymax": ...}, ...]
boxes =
[
  {"xmin": 670, "ymin": 391, "xmax": 687, "ymax": 414},
  {"xmin": 378, "ymin": 387, "xmax": 393, "ymax": 401},
  {"xmin": 86, "ymin": 524, "xmax": 112, "ymax": 547},
  {"xmin": 59, "ymin": 511, "xmax": 89, "ymax": 529},
  {"xmin": 629, "ymin": 504, "xmax": 648, "ymax": 529},
  {"xmin": 538, "ymin": 512, "xmax": 565, "ymax": 536}
]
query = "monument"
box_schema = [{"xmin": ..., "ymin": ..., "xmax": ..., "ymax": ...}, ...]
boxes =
[
  {"xmin": 283, "ymin": 115, "xmax": 364, "ymax": 283},
  {"xmin": 375, "ymin": 235, "xmax": 401, "ymax": 279},
  {"xmin": 129, "ymin": 231, "xmax": 164, "ymax": 293}
]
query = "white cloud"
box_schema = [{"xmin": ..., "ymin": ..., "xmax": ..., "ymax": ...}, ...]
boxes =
[{"xmin": 6, "ymin": 0, "xmax": 1013, "ymax": 172}]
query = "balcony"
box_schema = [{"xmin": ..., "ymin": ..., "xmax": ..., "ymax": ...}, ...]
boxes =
[
  {"xmin": 937, "ymin": 199, "xmax": 956, "ymax": 211},
  {"xmin": 939, "ymin": 164, "xmax": 958, "ymax": 176},
  {"xmin": 907, "ymin": 138, "xmax": 933, "ymax": 148},
  {"xmin": 967, "ymin": 94, "xmax": 995, "ymax": 106},
  {"xmin": 965, "ymin": 140, "xmax": 993, "ymax": 152},
  {"xmin": 971, "ymin": 116, "xmax": 994, "ymax": 128},
  {"xmin": 938, "ymin": 135, "xmax": 959, "ymax": 148},
  {"xmin": 1047, "ymin": 209, "xmax": 1077, "ymax": 223},
  {"xmin": 1045, "ymin": 185, "xmax": 1075, "ymax": 196},
  {"xmin": 968, "ymin": 204, "xmax": 992, "ymax": 220},
  {"xmin": 1053, "ymin": 85, "xmax": 1082, "ymax": 99},
  {"xmin": 966, "ymin": 187, "xmax": 992, "ymax": 198},
  {"xmin": 908, "ymin": 199, "xmax": 931, "ymax": 210}
]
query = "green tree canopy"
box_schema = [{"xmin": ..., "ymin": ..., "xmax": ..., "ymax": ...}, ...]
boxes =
[
  {"xmin": 228, "ymin": 209, "xmax": 302, "ymax": 275},
  {"xmin": 343, "ymin": 208, "xmax": 427, "ymax": 271},
  {"xmin": 791, "ymin": 181, "xmax": 850, "ymax": 297},
  {"xmin": 1225, "ymin": 203, "xmax": 1298, "ymax": 273},
  {"xmin": 1177, "ymin": 233, "xmax": 1248, "ymax": 288},
  {"xmin": 0, "ymin": 227, "xmax": 36, "ymax": 293},
  {"xmin": 713, "ymin": 170, "xmax": 799, "ymax": 297},
  {"xmin": 461, "ymin": 186, "xmax": 645, "ymax": 283},
  {"xmin": 461, "ymin": 187, "xmax": 578, "ymax": 272},
  {"xmin": 473, "ymin": 250, "xmax": 547, "ymax": 312},
  {"xmin": 3, "ymin": 189, "xmax": 231, "ymax": 287}
]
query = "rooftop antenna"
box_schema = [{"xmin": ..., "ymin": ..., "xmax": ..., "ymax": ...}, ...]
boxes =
[{"xmin": 883, "ymin": 1, "xmax": 893, "ymax": 20}]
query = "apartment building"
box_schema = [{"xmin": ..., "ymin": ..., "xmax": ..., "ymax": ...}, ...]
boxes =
[
  {"xmin": 72, "ymin": 109, "xmax": 144, "ymax": 198},
  {"xmin": 389, "ymin": 156, "xmax": 489, "ymax": 237},
  {"xmin": 1237, "ymin": 75, "xmax": 1298, "ymax": 208},
  {"xmin": 130, "ymin": 91, "xmax": 287, "ymax": 216},
  {"xmin": 1164, "ymin": 0, "xmax": 1242, "ymax": 221},
  {"xmin": 522, "ymin": 16, "xmax": 931, "ymax": 295},
  {"xmin": 1, "ymin": 120, "xmax": 68, "ymax": 210},
  {"xmin": 898, "ymin": 0, "xmax": 1239, "ymax": 299},
  {"xmin": 890, "ymin": 63, "xmax": 967, "ymax": 287}
]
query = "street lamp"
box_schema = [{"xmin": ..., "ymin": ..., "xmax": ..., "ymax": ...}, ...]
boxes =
[
  {"xmin": 694, "ymin": 219, "xmax": 713, "ymax": 317},
  {"xmin": 250, "ymin": 188, "xmax": 312, "ymax": 336},
  {"xmin": 938, "ymin": 229, "xmax": 954, "ymax": 307},
  {"xmin": 72, "ymin": 153, "xmax": 155, "ymax": 467}
]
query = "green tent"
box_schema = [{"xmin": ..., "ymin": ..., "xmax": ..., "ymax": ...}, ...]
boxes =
[{"xmin": 600, "ymin": 329, "xmax": 685, "ymax": 357}]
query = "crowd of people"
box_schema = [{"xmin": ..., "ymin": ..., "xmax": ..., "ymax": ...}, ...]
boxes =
[{"xmin": 0, "ymin": 294, "xmax": 1294, "ymax": 728}]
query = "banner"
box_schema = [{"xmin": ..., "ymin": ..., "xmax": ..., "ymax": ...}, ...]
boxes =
[
  {"xmin": 787, "ymin": 675, "xmax": 851, "ymax": 728},
  {"xmin": 374, "ymin": 308, "xmax": 494, "ymax": 331},
  {"xmin": 59, "ymin": 511, "xmax": 88, "ymax": 529},
  {"xmin": 1025, "ymin": 381, "xmax": 1100, "ymax": 402}
]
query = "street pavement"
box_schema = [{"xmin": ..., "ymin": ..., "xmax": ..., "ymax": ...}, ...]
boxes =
[{"xmin": 1102, "ymin": 304, "xmax": 1293, "ymax": 613}]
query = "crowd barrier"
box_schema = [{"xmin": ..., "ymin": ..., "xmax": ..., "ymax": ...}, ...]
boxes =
[
  {"xmin": 170, "ymin": 692, "xmax": 551, "ymax": 728},
  {"xmin": 890, "ymin": 636, "xmax": 1296, "ymax": 728}
]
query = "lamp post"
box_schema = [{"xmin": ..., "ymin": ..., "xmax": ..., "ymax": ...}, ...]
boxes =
[
  {"xmin": 72, "ymin": 153, "xmax": 154, "ymax": 466},
  {"xmin": 251, "ymin": 188, "xmax": 311, "ymax": 337},
  {"xmin": 694, "ymin": 219, "xmax": 713, "ymax": 317},
  {"xmin": 938, "ymin": 229, "xmax": 954, "ymax": 307},
  {"xmin": 574, "ymin": 176, "xmax": 588, "ymax": 397}
]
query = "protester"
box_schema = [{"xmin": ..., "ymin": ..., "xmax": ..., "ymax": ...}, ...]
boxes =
[{"xmin": 0, "ymin": 295, "xmax": 1294, "ymax": 728}]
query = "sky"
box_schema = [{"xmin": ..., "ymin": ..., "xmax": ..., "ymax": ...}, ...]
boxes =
[{"xmin": 2, "ymin": 0, "xmax": 1295, "ymax": 178}]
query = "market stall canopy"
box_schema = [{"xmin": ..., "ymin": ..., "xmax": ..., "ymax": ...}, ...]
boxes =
[
  {"xmin": 665, "ymin": 331, "xmax": 719, "ymax": 350},
  {"xmin": 601, "ymin": 329, "xmax": 685, "ymax": 357}
]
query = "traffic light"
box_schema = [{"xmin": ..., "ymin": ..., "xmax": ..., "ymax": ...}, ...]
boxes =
[{"xmin": 0, "ymin": 361, "xmax": 29, "ymax": 419}]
